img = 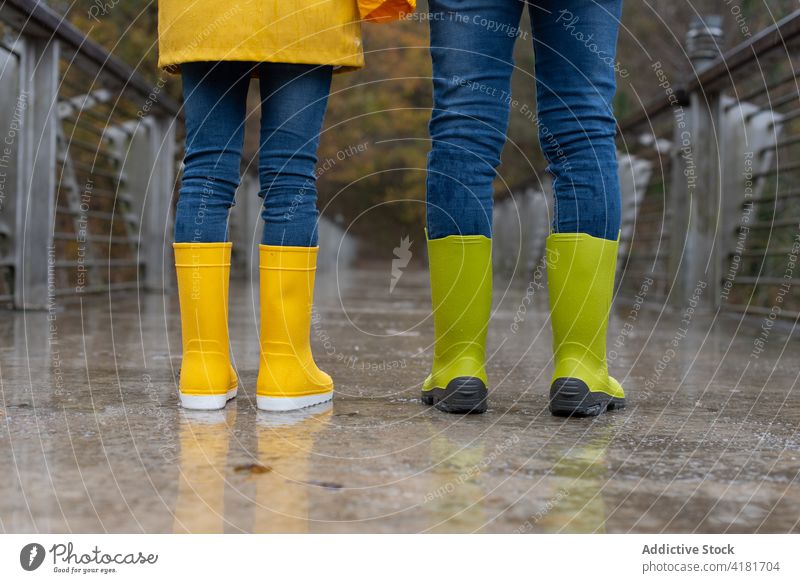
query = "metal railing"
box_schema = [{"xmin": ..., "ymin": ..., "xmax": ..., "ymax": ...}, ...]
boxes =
[
  {"xmin": 2, "ymin": 2, "xmax": 797, "ymax": 316},
  {"xmin": 0, "ymin": 0, "xmax": 179, "ymax": 309},
  {"xmin": 617, "ymin": 10, "xmax": 800, "ymax": 318}
]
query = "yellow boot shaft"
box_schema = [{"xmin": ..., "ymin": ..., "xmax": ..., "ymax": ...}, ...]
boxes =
[
  {"xmin": 174, "ymin": 243, "xmax": 238, "ymax": 408},
  {"xmin": 257, "ymin": 245, "xmax": 333, "ymax": 410}
]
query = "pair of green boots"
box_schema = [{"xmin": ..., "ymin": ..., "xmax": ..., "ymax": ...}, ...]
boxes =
[{"xmin": 421, "ymin": 232, "xmax": 626, "ymax": 416}]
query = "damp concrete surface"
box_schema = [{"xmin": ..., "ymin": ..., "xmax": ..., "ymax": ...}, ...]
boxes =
[{"xmin": 1, "ymin": 267, "xmax": 799, "ymax": 533}]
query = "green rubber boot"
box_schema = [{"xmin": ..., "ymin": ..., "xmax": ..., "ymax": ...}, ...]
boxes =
[
  {"xmin": 422, "ymin": 234, "xmax": 491, "ymax": 414},
  {"xmin": 546, "ymin": 233, "xmax": 626, "ymax": 417}
]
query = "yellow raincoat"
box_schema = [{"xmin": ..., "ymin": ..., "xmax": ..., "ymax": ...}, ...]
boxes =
[{"xmin": 158, "ymin": 0, "xmax": 415, "ymax": 72}]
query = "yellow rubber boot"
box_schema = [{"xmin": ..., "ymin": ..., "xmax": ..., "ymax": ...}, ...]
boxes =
[
  {"xmin": 174, "ymin": 243, "xmax": 238, "ymax": 410},
  {"xmin": 546, "ymin": 233, "xmax": 625, "ymax": 416},
  {"xmin": 421, "ymin": 235, "xmax": 491, "ymax": 414},
  {"xmin": 256, "ymin": 245, "xmax": 333, "ymax": 411}
]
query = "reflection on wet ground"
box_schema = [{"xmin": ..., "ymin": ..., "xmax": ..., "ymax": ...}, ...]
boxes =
[{"xmin": 1, "ymin": 268, "xmax": 798, "ymax": 533}]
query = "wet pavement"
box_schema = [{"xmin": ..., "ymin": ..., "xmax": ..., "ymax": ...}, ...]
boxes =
[{"xmin": 1, "ymin": 267, "xmax": 799, "ymax": 533}]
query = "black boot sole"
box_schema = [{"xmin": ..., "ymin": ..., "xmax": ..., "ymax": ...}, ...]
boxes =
[
  {"xmin": 549, "ymin": 377, "xmax": 626, "ymax": 417},
  {"xmin": 421, "ymin": 376, "xmax": 488, "ymax": 414}
]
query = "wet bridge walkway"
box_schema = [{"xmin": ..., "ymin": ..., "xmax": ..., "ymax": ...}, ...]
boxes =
[
  {"xmin": 2, "ymin": 267, "xmax": 799, "ymax": 533},
  {"xmin": 1, "ymin": 2, "xmax": 799, "ymax": 534}
]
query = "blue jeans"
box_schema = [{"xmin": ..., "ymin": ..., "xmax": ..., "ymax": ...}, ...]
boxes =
[
  {"xmin": 175, "ymin": 61, "xmax": 332, "ymax": 246},
  {"xmin": 426, "ymin": 0, "xmax": 623, "ymax": 241}
]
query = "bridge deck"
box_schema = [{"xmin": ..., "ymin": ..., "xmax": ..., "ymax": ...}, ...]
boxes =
[{"xmin": 1, "ymin": 268, "xmax": 798, "ymax": 533}]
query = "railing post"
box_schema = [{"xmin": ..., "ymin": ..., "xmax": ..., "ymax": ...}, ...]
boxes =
[
  {"xmin": 14, "ymin": 36, "xmax": 59, "ymax": 309},
  {"xmin": 668, "ymin": 15, "xmax": 724, "ymax": 308},
  {"xmin": 617, "ymin": 153, "xmax": 652, "ymax": 274},
  {"xmin": 141, "ymin": 114, "xmax": 177, "ymax": 292},
  {"xmin": 229, "ymin": 170, "xmax": 262, "ymax": 280},
  {"xmin": 716, "ymin": 97, "xmax": 784, "ymax": 307}
]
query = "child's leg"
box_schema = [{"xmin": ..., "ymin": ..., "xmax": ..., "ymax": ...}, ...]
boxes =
[
  {"xmin": 175, "ymin": 61, "xmax": 252, "ymax": 243},
  {"xmin": 173, "ymin": 61, "xmax": 251, "ymax": 410},
  {"xmin": 255, "ymin": 63, "xmax": 334, "ymax": 412},
  {"xmin": 257, "ymin": 63, "xmax": 333, "ymax": 247}
]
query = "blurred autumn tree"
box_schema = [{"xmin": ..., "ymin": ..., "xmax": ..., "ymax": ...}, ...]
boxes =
[
  {"xmin": 615, "ymin": 0, "xmax": 799, "ymax": 120},
  {"xmin": 52, "ymin": 0, "xmax": 798, "ymax": 253}
]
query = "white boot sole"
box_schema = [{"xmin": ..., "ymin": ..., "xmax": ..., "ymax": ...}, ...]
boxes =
[
  {"xmin": 180, "ymin": 386, "xmax": 238, "ymax": 410},
  {"xmin": 257, "ymin": 391, "xmax": 333, "ymax": 412}
]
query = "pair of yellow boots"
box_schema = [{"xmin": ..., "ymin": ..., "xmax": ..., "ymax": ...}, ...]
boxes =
[
  {"xmin": 174, "ymin": 243, "xmax": 332, "ymax": 411},
  {"xmin": 421, "ymin": 232, "xmax": 625, "ymax": 416}
]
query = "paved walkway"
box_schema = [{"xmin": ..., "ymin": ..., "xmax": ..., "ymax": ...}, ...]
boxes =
[{"xmin": 1, "ymin": 268, "xmax": 798, "ymax": 533}]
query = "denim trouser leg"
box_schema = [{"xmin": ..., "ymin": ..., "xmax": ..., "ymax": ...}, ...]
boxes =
[
  {"xmin": 175, "ymin": 61, "xmax": 251, "ymax": 243},
  {"xmin": 426, "ymin": 0, "xmax": 524, "ymax": 239},
  {"xmin": 426, "ymin": 0, "xmax": 623, "ymax": 241},
  {"xmin": 258, "ymin": 63, "xmax": 332, "ymax": 247},
  {"xmin": 530, "ymin": 0, "xmax": 622, "ymax": 240},
  {"xmin": 174, "ymin": 61, "xmax": 332, "ymax": 246}
]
